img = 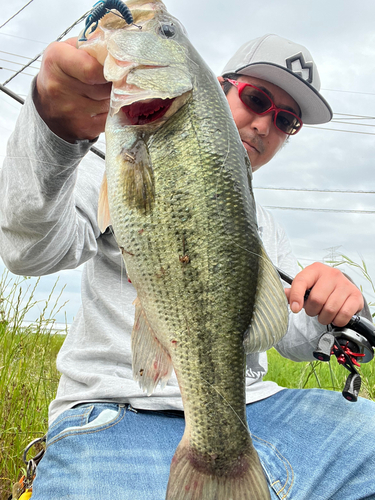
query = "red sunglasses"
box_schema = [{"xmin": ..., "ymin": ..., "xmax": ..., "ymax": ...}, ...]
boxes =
[{"xmin": 225, "ymin": 79, "xmax": 303, "ymax": 136}]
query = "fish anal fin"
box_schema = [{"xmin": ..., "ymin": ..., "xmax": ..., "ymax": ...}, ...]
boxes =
[
  {"xmin": 131, "ymin": 297, "xmax": 173, "ymax": 395},
  {"xmin": 98, "ymin": 173, "xmax": 112, "ymax": 232},
  {"xmin": 120, "ymin": 139, "xmax": 155, "ymax": 214},
  {"xmin": 244, "ymin": 246, "xmax": 289, "ymax": 353},
  {"xmin": 166, "ymin": 433, "xmax": 270, "ymax": 500}
]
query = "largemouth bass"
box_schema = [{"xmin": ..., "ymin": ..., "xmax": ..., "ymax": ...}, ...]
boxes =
[{"xmin": 79, "ymin": 1, "xmax": 288, "ymax": 498}]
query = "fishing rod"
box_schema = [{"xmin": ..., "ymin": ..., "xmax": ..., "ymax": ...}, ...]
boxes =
[
  {"xmin": 277, "ymin": 267, "xmax": 375, "ymax": 402},
  {"xmin": 0, "ymin": 83, "xmax": 105, "ymax": 160}
]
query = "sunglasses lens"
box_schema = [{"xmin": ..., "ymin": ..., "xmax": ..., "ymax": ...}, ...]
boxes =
[
  {"xmin": 276, "ymin": 111, "xmax": 301, "ymax": 135},
  {"xmin": 239, "ymin": 86, "xmax": 272, "ymax": 114},
  {"xmin": 235, "ymin": 81, "xmax": 302, "ymax": 135}
]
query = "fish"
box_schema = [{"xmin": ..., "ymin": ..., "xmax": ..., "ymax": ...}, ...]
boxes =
[{"xmin": 78, "ymin": 1, "xmax": 289, "ymax": 498}]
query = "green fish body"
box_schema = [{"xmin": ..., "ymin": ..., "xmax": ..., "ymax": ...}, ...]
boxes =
[{"xmin": 79, "ymin": 1, "xmax": 288, "ymax": 498}]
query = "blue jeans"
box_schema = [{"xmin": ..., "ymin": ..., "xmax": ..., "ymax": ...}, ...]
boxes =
[{"xmin": 31, "ymin": 389, "xmax": 375, "ymax": 499}]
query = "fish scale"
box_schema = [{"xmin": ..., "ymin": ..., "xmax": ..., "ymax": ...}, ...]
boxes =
[{"xmin": 80, "ymin": 1, "xmax": 288, "ymax": 498}]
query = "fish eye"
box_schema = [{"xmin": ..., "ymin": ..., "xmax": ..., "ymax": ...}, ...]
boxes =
[{"xmin": 160, "ymin": 24, "xmax": 176, "ymax": 38}]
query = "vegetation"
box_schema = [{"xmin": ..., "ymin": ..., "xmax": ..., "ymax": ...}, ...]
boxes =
[
  {"xmin": 0, "ymin": 272, "xmax": 66, "ymax": 500},
  {"xmin": 0, "ymin": 255, "xmax": 374, "ymax": 499},
  {"xmin": 331, "ymin": 254, "xmax": 375, "ymax": 318},
  {"xmin": 264, "ymin": 347, "xmax": 375, "ymax": 400}
]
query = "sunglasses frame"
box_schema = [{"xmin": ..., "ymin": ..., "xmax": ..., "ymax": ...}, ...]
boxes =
[{"xmin": 225, "ymin": 78, "xmax": 303, "ymax": 136}]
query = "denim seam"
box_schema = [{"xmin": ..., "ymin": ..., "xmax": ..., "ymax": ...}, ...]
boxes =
[
  {"xmin": 48, "ymin": 406, "xmax": 94, "ymax": 435},
  {"xmin": 47, "ymin": 406, "xmax": 125, "ymax": 449},
  {"xmin": 252, "ymin": 433, "xmax": 294, "ymax": 498}
]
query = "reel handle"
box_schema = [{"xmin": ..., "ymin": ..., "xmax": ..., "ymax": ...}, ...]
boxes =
[{"xmin": 342, "ymin": 372, "xmax": 361, "ymax": 402}]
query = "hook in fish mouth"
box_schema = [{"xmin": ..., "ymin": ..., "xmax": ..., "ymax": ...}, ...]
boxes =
[{"xmin": 121, "ymin": 97, "xmax": 175, "ymax": 125}]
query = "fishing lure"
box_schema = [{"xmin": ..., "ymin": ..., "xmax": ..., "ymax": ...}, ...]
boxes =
[{"xmin": 79, "ymin": 0, "xmax": 135, "ymax": 41}]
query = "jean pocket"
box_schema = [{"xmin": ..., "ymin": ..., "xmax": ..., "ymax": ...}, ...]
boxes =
[
  {"xmin": 47, "ymin": 403, "xmax": 125, "ymax": 448},
  {"xmin": 251, "ymin": 433, "xmax": 294, "ymax": 500}
]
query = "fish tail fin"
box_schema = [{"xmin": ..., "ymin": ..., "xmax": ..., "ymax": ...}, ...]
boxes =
[{"xmin": 166, "ymin": 437, "xmax": 270, "ymax": 500}]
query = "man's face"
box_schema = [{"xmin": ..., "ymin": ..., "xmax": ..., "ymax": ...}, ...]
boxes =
[{"xmin": 220, "ymin": 75, "xmax": 301, "ymax": 172}]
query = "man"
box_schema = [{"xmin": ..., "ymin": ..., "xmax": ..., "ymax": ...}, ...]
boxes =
[{"xmin": 0, "ymin": 30, "xmax": 374, "ymax": 499}]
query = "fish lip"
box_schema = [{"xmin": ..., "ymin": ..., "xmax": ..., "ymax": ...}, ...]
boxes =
[{"xmin": 120, "ymin": 97, "xmax": 176, "ymax": 126}]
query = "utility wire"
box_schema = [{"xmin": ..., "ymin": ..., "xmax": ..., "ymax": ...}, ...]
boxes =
[
  {"xmin": 305, "ymin": 125, "xmax": 375, "ymax": 136},
  {"xmin": 330, "ymin": 120, "xmax": 375, "ymax": 128},
  {"xmin": 0, "ymin": 67, "xmax": 35, "ymax": 77},
  {"xmin": 265, "ymin": 206, "xmax": 375, "ymax": 215},
  {"xmin": 0, "ymin": 58, "xmax": 40, "ymax": 70},
  {"xmin": 254, "ymin": 187, "xmax": 375, "ymax": 195},
  {"xmin": 0, "ymin": 32, "xmax": 48, "ymax": 44},
  {"xmin": 334, "ymin": 112, "xmax": 375, "ymax": 120},
  {"xmin": 0, "ymin": 49, "xmax": 42, "ymax": 60},
  {"xmin": 322, "ymin": 88, "xmax": 375, "ymax": 96},
  {"xmin": 333, "ymin": 112, "xmax": 375, "ymax": 120},
  {"xmin": 0, "ymin": 0, "xmax": 34, "ymax": 30},
  {"xmin": 2, "ymin": 9, "xmax": 91, "ymax": 86}
]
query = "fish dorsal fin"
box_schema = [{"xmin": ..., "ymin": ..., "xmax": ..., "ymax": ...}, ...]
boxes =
[
  {"xmin": 98, "ymin": 173, "xmax": 112, "ymax": 232},
  {"xmin": 131, "ymin": 297, "xmax": 173, "ymax": 395},
  {"xmin": 244, "ymin": 246, "xmax": 289, "ymax": 353}
]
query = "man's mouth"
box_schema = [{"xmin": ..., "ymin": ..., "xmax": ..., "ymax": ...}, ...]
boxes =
[
  {"xmin": 242, "ymin": 140, "xmax": 259, "ymax": 154},
  {"xmin": 121, "ymin": 98, "xmax": 175, "ymax": 125}
]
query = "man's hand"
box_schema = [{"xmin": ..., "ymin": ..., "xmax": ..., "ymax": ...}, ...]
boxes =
[
  {"xmin": 284, "ymin": 262, "xmax": 364, "ymax": 327},
  {"xmin": 34, "ymin": 37, "xmax": 111, "ymax": 143}
]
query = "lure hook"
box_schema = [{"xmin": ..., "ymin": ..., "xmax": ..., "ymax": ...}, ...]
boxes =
[{"xmin": 79, "ymin": 0, "xmax": 140, "ymax": 41}]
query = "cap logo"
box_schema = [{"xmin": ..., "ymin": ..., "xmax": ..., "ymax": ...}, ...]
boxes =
[{"xmin": 286, "ymin": 52, "xmax": 313, "ymax": 84}]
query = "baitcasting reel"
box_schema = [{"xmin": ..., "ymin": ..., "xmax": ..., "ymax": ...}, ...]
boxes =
[
  {"xmin": 276, "ymin": 268, "xmax": 375, "ymax": 402},
  {"xmin": 312, "ymin": 316, "xmax": 375, "ymax": 402}
]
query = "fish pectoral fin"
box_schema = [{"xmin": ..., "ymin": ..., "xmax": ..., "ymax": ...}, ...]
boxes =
[
  {"xmin": 131, "ymin": 297, "xmax": 173, "ymax": 395},
  {"xmin": 98, "ymin": 173, "xmax": 112, "ymax": 232},
  {"xmin": 120, "ymin": 139, "xmax": 155, "ymax": 214},
  {"xmin": 244, "ymin": 246, "xmax": 289, "ymax": 353},
  {"xmin": 166, "ymin": 432, "xmax": 270, "ymax": 500}
]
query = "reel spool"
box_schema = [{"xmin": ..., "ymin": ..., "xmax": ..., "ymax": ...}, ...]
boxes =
[{"xmin": 313, "ymin": 317, "xmax": 375, "ymax": 402}]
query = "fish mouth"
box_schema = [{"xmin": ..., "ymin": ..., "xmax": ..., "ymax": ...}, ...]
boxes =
[{"xmin": 121, "ymin": 97, "xmax": 175, "ymax": 126}]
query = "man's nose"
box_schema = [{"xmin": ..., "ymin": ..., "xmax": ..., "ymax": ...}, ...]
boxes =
[{"xmin": 250, "ymin": 112, "xmax": 273, "ymax": 136}]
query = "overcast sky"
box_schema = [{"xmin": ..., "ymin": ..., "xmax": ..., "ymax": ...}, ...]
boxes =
[{"xmin": 0, "ymin": 0, "xmax": 374, "ymax": 324}]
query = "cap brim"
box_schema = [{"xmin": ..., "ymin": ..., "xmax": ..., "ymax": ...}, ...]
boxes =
[{"xmin": 232, "ymin": 63, "xmax": 333, "ymax": 125}]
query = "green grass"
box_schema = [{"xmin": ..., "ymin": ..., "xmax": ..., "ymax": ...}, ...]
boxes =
[
  {"xmin": 0, "ymin": 272, "xmax": 66, "ymax": 500},
  {"xmin": 264, "ymin": 348, "xmax": 375, "ymax": 400},
  {"xmin": 0, "ymin": 263, "xmax": 374, "ymax": 499}
]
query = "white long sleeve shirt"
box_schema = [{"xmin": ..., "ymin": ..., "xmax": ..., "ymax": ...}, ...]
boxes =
[{"xmin": 0, "ymin": 89, "xmax": 324, "ymax": 424}]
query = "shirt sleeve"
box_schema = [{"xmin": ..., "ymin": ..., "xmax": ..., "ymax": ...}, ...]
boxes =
[
  {"xmin": 0, "ymin": 84, "xmax": 105, "ymax": 276},
  {"xmin": 256, "ymin": 204, "xmax": 326, "ymax": 362}
]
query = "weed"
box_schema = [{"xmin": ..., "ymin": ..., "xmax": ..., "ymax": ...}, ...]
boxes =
[{"xmin": 0, "ymin": 271, "xmax": 65, "ymax": 500}]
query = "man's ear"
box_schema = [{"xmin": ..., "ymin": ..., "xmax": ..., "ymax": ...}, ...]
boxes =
[{"xmin": 217, "ymin": 76, "xmax": 225, "ymax": 86}]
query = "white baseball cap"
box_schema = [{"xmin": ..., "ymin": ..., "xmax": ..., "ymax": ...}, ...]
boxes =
[{"xmin": 221, "ymin": 34, "xmax": 332, "ymax": 124}]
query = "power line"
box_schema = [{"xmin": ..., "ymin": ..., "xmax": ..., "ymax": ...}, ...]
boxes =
[
  {"xmin": 265, "ymin": 206, "xmax": 375, "ymax": 215},
  {"xmin": 334, "ymin": 112, "xmax": 375, "ymax": 120},
  {"xmin": 0, "ymin": 0, "xmax": 34, "ymax": 30},
  {"xmin": 322, "ymin": 88, "xmax": 375, "ymax": 97},
  {"xmin": 0, "ymin": 58, "xmax": 40, "ymax": 70},
  {"xmin": 2, "ymin": 9, "xmax": 91, "ymax": 86},
  {"xmin": 0, "ymin": 66, "xmax": 35, "ymax": 77},
  {"xmin": 0, "ymin": 32, "xmax": 48, "ymax": 45},
  {"xmin": 305, "ymin": 125, "xmax": 375, "ymax": 136},
  {"xmin": 0, "ymin": 49, "xmax": 41, "ymax": 61},
  {"xmin": 254, "ymin": 187, "xmax": 375, "ymax": 195},
  {"xmin": 330, "ymin": 120, "xmax": 375, "ymax": 128}
]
